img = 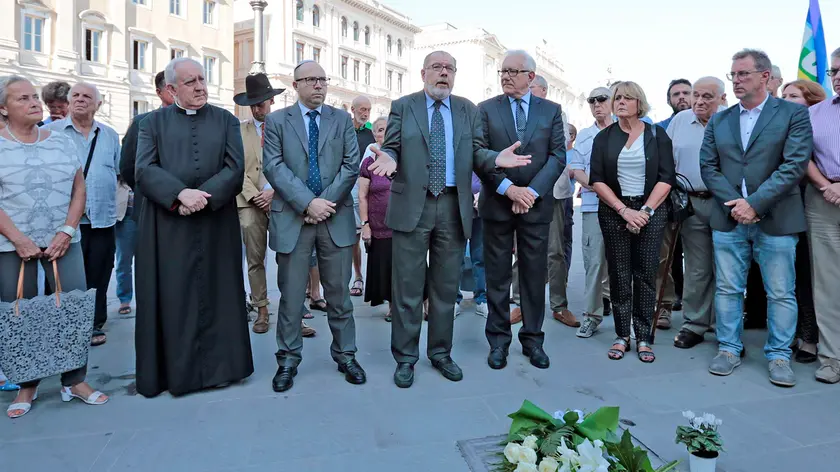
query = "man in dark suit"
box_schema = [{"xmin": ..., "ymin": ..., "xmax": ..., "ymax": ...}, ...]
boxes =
[
  {"xmin": 478, "ymin": 51, "xmax": 565, "ymax": 370},
  {"xmin": 368, "ymin": 50, "xmax": 530, "ymax": 388},
  {"xmin": 700, "ymin": 49, "xmax": 813, "ymax": 388}
]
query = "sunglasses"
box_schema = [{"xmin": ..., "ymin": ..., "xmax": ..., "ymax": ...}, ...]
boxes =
[{"xmin": 587, "ymin": 95, "xmax": 609, "ymax": 104}]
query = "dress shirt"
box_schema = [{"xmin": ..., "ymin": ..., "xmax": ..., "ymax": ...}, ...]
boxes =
[
  {"xmin": 656, "ymin": 115, "xmax": 675, "ymax": 130},
  {"xmin": 298, "ymin": 102, "xmax": 323, "ymax": 140},
  {"xmin": 253, "ymin": 119, "xmax": 272, "ymax": 191},
  {"xmin": 738, "ymin": 93, "xmax": 770, "ymax": 197},
  {"xmin": 666, "ymin": 109, "xmax": 708, "ymax": 191},
  {"xmin": 424, "ymin": 93, "xmax": 455, "ymax": 186},
  {"xmin": 569, "ymin": 122, "xmax": 606, "ymax": 213},
  {"xmin": 497, "ymin": 91, "xmax": 538, "ymax": 197},
  {"xmin": 809, "ymin": 95, "xmax": 840, "ymax": 181},
  {"xmin": 49, "ymin": 117, "xmax": 120, "ymax": 228}
]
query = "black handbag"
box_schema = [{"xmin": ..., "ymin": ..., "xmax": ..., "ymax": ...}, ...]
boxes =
[{"xmin": 649, "ymin": 124, "xmax": 694, "ymax": 223}]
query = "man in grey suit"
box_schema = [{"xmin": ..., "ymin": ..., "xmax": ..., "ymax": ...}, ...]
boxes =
[
  {"xmin": 700, "ymin": 49, "xmax": 813, "ymax": 388},
  {"xmin": 479, "ymin": 51, "xmax": 565, "ymax": 370},
  {"xmin": 262, "ymin": 60, "xmax": 366, "ymax": 392},
  {"xmin": 368, "ymin": 51, "xmax": 531, "ymax": 388}
]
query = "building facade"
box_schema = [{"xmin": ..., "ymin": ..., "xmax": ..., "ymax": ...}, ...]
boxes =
[
  {"xmin": 233, "ymin": 0, "xmax": 420, "ymax": 120},
  {"xmin": 1, "ymin": 0, "xmax": 235, "ymax": 134}
]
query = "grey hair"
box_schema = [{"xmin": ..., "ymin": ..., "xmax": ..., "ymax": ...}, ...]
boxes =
[
  {"xmin": 70, "ymin": 82, "xmax": 102, "ymax": 103},
  {"xmin": 530, "ymin": 75, "xmax": 548, "ymax": 90},
  {"xmin": 694, "ymin": 76, "xmax": 726, "ymax": 96},
  {"xmin": 590, "ymin": 86, "xmax": 612, "ymax": 98},
  {"xmin": 732, "ymin": 49, "xmax": 772, "ymax": 72},
  {"xmin": 422, "ymin": 50, "xmax": 456, "ymax": 68},
  {"xmin": 831, "ymin": 47, "xmax": 840, "ymax": 60},
  {"xmin": 504, "ymin": 50, "xmax": 537, "ymax": 71},
  {"xmin": 165, "ymin": 57, "xmax": 203, "ymax": 85},
  {"xmin": 0, "ymin": 75, "xmax": 30, "ymax": 107},
  {"xmin": 770, "ymin": 65, "xmax": 782, "ymax": 79},
  {"xmin": 42, "ymin": 81, "xmax": 71, "ymax": 103}
]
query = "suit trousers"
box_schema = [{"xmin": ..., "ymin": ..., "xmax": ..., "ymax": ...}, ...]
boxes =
[
  {"xmin": 678, "ymin": 196, "xmax": 716, "ymax": 336},
  {"xmin": 599, "ymin": 198, "xmax": 668, "ymax": 344},
  {"xmin": 581, "ymin": 212, "xmax": 610, "ymax": 323},
  {"xmin": 484, "ymin": 216, "xmax": 550, "ymax": 351},
  {"xmin": 391, "ymin": 192, "xmax": 465, "ymax": 364},
  {"xmin": 654, "ymin": 223, "xmax": 678, "ymax": 314},
  {"xmin": 547, "ymin": 198, "xmax": 571, "ymax": 312},
  {"xmin": 80, "ymin": 224, "xmax": 116, "ymax": 330},
  {"xmin": 274, "ymin": 222, "xmax": 356, "ymax": 367},
  {"xmin": 239, "ymin": 206, "xmax": 270, "ymax": 308},
  {"xmin": 805, "ymin": 185, "xmax": 840, "ymax": 369}
]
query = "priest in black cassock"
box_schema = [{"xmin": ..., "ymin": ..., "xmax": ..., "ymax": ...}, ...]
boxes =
[{"xmin": 134, "ymin": 57, "xmax": 254, "ymax": 397}]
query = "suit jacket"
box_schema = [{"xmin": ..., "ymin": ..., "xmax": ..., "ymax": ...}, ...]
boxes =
[
  {"xmin": 590, "ymin": 122, "xmax": 676, "ymax": 201},
  {"xmin": 699, "ymin": 96, "xmax": 813, "ymax": 235},
  {"xmin": 477, "ymin": 94, "xmax": 565, "ymax": 224},
  {"xmin": 236, "ymin": 119, "xmax": 268, "ymax": 208},
  {"xmin": 380, "ymin": 91, "xmax": 500, "ymax": 238},
  {"xmin": 120, "ymin": 110, "xmax": 154, "ymax": 222},
  {"xmin": 262, "ymin": 103, "xmax": 360, "ymax": 254}
]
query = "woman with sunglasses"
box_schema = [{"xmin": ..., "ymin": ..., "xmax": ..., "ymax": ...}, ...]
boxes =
[{"xmin": 590, "ymin": 81, "xmax": 676, "ymax": 363}]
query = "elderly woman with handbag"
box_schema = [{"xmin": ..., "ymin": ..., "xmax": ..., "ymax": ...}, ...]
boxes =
[
  {"xmin": 0, "ymin": 76, "xmax": 108, "ymax": 419},
  {"xmin": 590, "ymin": 81, "xmax": 676, "ymax": 363}
]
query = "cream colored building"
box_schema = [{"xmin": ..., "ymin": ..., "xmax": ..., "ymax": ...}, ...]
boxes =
[
  {"xmin": 0, "ymin": 0, "xmax": 235, "ymax": 134},
  {"xmin": 233, "ymin": 0, "xmax": 420, "ymax": 120}
]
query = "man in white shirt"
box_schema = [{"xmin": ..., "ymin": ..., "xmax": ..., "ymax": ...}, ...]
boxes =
[{"xmin": 667, "ymin": 76, "xmax": 726, "ymax": 349}]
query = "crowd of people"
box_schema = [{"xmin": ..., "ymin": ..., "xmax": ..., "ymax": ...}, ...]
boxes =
[{"xmin": 1, "ymin": 43, "xmax": 838, "ymax": 418}]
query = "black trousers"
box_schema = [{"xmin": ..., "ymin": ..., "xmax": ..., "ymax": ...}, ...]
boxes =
[
  {"xmin": 80, "ymin": 224, "xmax": 116, "ymax": 330},
  {"xmin": 671, "ymin": 235, "xmax": 684, "ymax": 301},
  {"xmin": 599, "ymin": 197, "xmax": 668, "ymax": 344},
  {"xmin": 483, "ymin": 218, "xmax": 550, "ymax": 351}
]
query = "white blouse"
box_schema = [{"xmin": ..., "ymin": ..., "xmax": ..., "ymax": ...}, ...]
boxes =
[{"xmin": 617, "ymin": 134, "xmax": 646, "ymax": 197}]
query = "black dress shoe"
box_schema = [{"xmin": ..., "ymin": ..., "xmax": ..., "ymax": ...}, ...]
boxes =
[
  {"xmin": 673, "ymin": 329, "xmax": 704, "ymax": 349},
  {"xmin": 394, "ymin": 363, "xmax": 414, "ymax": 388},
  {"xmin": 603, "ymin": 298, "xmax": 612, "ymax": 317},
  {"xmin": 431, "ymin": 357, "xmax": 463, "ymax": 381},
  {"xmin": 272, "ymin": 366, "xmax": 297, "ymax": 392},
  {"xmin": 794, "ymin": 349, "xmax": 818, "ymax": 364},
  {"xmin": 672, "ymin": 300, "xmax": 683, "ymax": 311},
  {"xmin": 488, "ymin": 348, "xmax": 508, "ymax": 370},
  {"xmin": 522, "ymin": 346, "xmax": 550, "ymax": 369},
  {"xmin": 337, "ymin": 359, "xmax": 367, "ymax": 385}
]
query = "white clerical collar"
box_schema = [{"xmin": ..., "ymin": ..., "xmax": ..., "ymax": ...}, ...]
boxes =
[{"xmin": 176, "ymin": 101, "xmax": 198, "ymax": 115}]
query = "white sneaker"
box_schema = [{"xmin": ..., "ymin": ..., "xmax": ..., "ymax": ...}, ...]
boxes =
[
  {"xmin": 475, "ymin": 303, "xmax": 488, "ymax": 317},
  {"xmin": 454, "ymin": 302, "xmax": 462, "ymax": 318}
]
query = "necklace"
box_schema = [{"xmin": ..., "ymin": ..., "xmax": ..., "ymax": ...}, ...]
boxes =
[{"xmin": 5, "ymin": 125, "xmax": 41, "ymax": 145}]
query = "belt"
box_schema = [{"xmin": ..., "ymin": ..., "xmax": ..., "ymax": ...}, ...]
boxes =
[
  {"xmin": 688, "ymin": 191, "xmax": 712, "ymax": 199},
  {"xmin": 427, "ymin": 186, "xmax": 457, "ymax": 197}
]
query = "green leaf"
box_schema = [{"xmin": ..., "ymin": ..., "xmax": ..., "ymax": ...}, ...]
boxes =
[
  {"xmin": 563, "ymin": 410, "xmax": 580, "ymax": 425},
  {"xmin": 654, "ymin": 460, "xmax": 681, "ymax": 472},
  {"xmin": 576, "ymin": 406, "xmax": 620, "ymax": 441},
  {"xmin": 507, "ymin": 400, "xmax": 557, "ymax": 441}
]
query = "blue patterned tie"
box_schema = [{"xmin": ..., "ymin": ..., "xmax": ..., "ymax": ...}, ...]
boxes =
[
  {"xmin": 306, "ymin": 110, "xmax": 322, "ymax": 195},
  {"xmin": 515, "ymin": 98, "xmax": 526, "ymax": 143},
  {"xmin": 428, "ymin": 101, "xmax": 446, "ymax": 196}
]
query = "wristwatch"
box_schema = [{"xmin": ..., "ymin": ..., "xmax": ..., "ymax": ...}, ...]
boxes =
[
  {"xmin": 640, "ymin": 205, "xmax": 655, "ymax": 216},
  {"xmin": 361, "ymin": 221, "xmax": 369, "ymax": 226},
  {"xmin": 58, "ymin": 225, "xmax": 77, "ymax": 238}
]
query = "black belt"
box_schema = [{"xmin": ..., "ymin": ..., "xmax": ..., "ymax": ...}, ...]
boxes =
[
  {"xmin": 427, "ymin": 186, "xmax": 457, "ymax": 197},
  {"xmin": 688, "ymin": 191, "xmax": 712, "ymax": 199}
]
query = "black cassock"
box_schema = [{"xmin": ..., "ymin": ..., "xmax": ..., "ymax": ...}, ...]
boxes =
[{"xmin": 134, "ymin": 104, "xmax": 253, "ymax": 397}]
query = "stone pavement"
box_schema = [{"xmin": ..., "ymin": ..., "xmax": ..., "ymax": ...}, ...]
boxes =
[{"xmin": 1, "ymin": 208, "xmax": 837, "ymax": 472}]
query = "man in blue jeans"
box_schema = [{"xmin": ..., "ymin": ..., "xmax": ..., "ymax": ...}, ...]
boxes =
[
  {"xmin": 456, "ymin": 172, "xmax": 487, "ymax": 317},
  {"xmin": 700, "ymin": 49, "xmax": 813, "ymax": 387},
  {"xmin": 115, "ymin": 182, "xmax": 136, "ymax": 315}
]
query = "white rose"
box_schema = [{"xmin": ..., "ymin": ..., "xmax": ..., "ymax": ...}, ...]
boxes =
[
  {"xmin": 514, "ymin": 463, "xmax": 538, "ymax": 472},
  {"xmin": 522, "ymin": 435, "xmax": 539, "ymax": 450},
  {"xmin": 517, "ymin": 445, "xmax": 538, "ymax": 465},
  {"xmin": 504, "ymin": 443, "xmax": 521, "ymax": 464},
  {"xmin": 538, "ymin": 456, "xmax": 559, "ymax": 472}
]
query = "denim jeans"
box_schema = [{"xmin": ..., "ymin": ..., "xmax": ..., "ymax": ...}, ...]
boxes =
[
  {"xmin": 457, "ymin": 217, "xmax": 486, "ymax": 304},
  {"xmin": 712, "ymin": 224, "xmax": 798, "ymax": 361},
  {"xmin": 115, "ymin": 205, "xmax": 137, "ymax": 304}
]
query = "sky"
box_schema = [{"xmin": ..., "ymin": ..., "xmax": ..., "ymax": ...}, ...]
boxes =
[{"xmin": 386, "ymin": 0, "xmax": 840, "ymax": 122}]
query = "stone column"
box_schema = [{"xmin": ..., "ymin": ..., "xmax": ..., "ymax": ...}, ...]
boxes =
[
  {"xmin": 109, "ymin": 0, "xmax": 130, "ymax": 81},
  {"xmin": 54, "ymin": 0, "xmax": 79, "ymax": 74},
  {"xmin": 249, "ymin": 0, "xmax": 267, "ymax": 74},
  {"xmin": 0, "ymin": 1, "xmax": 18, "ymax": 65}
]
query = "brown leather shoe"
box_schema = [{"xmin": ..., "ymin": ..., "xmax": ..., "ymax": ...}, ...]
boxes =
[
  {"xmin": 553, "ymin": 309, "xmax": 580, "ymax": 328},
  {"xmin": 252, "ymin": 310, "xmax": 270, "ymax": 334},
  {"xmin": 656, "ymin": 307, "xmax": 672, "ymax": 330},
  {"xmin": 301, "ymin": 321, "xmax": 316, "ymax": 338},
  {"xmin": 510, "ymin": 307, "xmax": 522, "ymax": 324}
]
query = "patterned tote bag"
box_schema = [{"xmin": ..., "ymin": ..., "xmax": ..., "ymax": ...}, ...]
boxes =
[{"xmin": 0, "ymin": 261, "xmax": 95, "ymax": 384}]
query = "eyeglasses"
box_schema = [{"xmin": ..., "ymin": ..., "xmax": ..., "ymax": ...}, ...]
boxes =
[
  {"xmin": 726, "ymin": 70, "xmax": 765, "ymax": 81},
  {"xmin": 828, "ymin": 68, "xmax": 840, "ymax": 77},
  {"xmin": 297, "ymin": 76, "xmax": 330, "ymax": 86},
  {"xmin": 426, "ymin": 64, "xmax": 457, "ymax": 73},
  {"xmin": 587, "ymin": 95, "xmax": 609, "ymax": 104},
  {"xmin": 613, "ymin": 94, "xmax": 636, "ymax": 102},
  {"xmin": 498, "ymin": 69, "xmax": 531, "ymax": 77}
]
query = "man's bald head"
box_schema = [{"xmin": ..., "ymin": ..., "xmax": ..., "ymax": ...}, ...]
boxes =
[
  {"xmin": 293, "ymin": 60, "xmax": 329, "ymax": 108},
  {"xmin": 293, "ymin": 60, "xmax": 326, "ymax": 81},
  {"xmin": 351, "ymin": 95, "xmax": 371, "ymax": 127}
]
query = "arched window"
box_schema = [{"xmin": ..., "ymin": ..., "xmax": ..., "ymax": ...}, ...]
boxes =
[
  {"xmin": 312, "ymin": 5, "xmax": 320, "ymax": 27},
  {"xmin": 364, "ymin": 26, "xmax": 370, "ymax": 45},
  {"xmin": 397, "ymin": 39, "xmax": 403, "ymax": 57},
  {"xmin": 386, "ymin": 35, "xmax": 392, "ymax": 54},
  {"xmin": 295, "ymin": 0, "xmax": 303, "ymax": 21},
  {"xmin": 353, "ymin": 21, "xmax": 359, "ymax": 41},
  {"xmin": 340, "ymin": 17, "xmax": 347, "ymax": 37}
]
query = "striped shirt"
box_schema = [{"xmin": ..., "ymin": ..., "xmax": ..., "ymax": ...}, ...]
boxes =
[{"xmin": 809, "ymin": 95, "xmax": 840, "ymax": 181}]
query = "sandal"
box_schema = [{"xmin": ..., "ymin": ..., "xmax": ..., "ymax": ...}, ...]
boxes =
[
  {"xmin": 6, "ymin": 389, "xmax": 38, "ymax": 419},
  {"xmin": 60, "ymin": 386, "xmax": 108, "ymax": 405},
  {"xmin": 309, "ymin": 299, "xmax": 327, "ymax": 311},
  {"xmin": 350, "ymin": 277, "xmax": 364, "ymax": 297},
  {"xmin": 608, "ymin": 337, "xmax": 630, "ymax": 360},
  {"xmin": 303, "ymin": 310, "xmax": 314, "ymax": 319},
  {"xmin": 385, "ymin": 311, "xmax": 392, "ymax": 322},
  {"xmin": 91, "ymin": 329, "xmax": 107, "ymax": 347},
  {"xmin": 119, "ymin": 304, "xmax": 132, "ymax": 315},
  {"xmin": 637, "ymin": 342, "xmax": 656, "ymax": 363}
]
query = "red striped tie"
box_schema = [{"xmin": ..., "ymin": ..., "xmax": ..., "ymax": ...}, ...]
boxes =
[{"xmin": 260, "ymin": 122, "xmax": 265, "ymax": 148}]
